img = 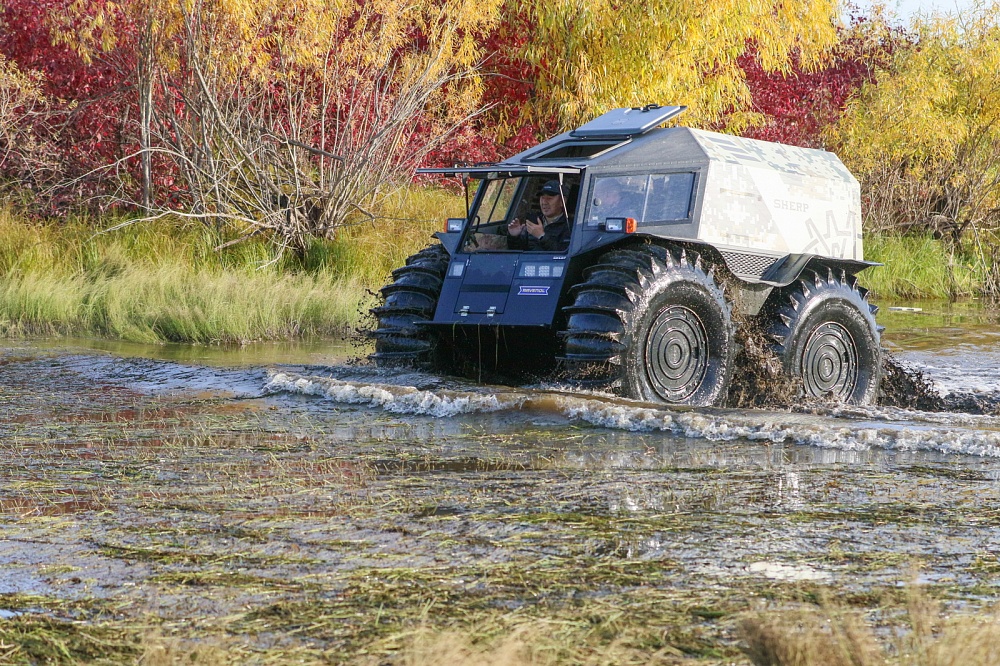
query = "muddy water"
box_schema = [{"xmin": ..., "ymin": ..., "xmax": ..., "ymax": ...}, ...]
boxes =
[{"xmin": 4, "ymin": 304, "xmax": 1000, "ymax": 660}]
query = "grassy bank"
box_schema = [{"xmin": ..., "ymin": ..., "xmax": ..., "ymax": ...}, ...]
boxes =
[
  {"xmin": 0, "ymin": 187, "xmax": 459, "ymax": 344},
  {"xmin": 859, "ymin": 233, "xmax": 982, "ymax": 301},
  {"xmin": 0, "ymin": 189, "xmax": 989, "ymax": 344}
]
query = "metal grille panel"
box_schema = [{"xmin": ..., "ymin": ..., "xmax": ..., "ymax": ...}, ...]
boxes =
[{"xmin": 720, "ymin": 251, "xmax": 779, "ymax": 278}]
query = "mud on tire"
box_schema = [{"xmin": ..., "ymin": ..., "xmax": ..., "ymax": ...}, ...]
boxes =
[
  {"xmin": 766, "ymin": 268, "xmax": 882, "ymax": 405},
  {"xmin": 370, "ymin": 243, "xmax": 449, "ymax": 368},
  {"xmin": 559, "ymin": 245, "xmax": 735, "ymax": 406}
]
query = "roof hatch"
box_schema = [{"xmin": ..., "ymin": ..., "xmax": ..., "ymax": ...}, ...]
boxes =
[
  {"xmin": 523, "ymin": 139, "xmax": 625, "ymax": 161},
  {"xmin": 569, "ymin": 105, "xmax": 686, "ymax": 139}
]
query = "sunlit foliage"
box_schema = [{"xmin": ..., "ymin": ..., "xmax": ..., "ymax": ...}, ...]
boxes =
[
  {"xmin": 514, "ymin": 0, "xmax": 842, "ymax": 132},
  {"xmin": 13, "ymin": 0, "xmax": 500, "ymax": 253},
  {"xmin": 739, "ymin": 13, "xmax": 903, "ymax": 148},
  {"xmin": 831, "ymin": 1, "xmax": 1000, "ymax": 250}
]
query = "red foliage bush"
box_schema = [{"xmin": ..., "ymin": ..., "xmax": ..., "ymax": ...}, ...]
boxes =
[
  {"xmin": 0, "ymin": 0, "xmax": 138, "ymax": 212},
  {"xmin": 739, "ymin": 18, "xmax": 906, "ymax": 148},
  {"xmin": 422, "ymin": 7, "xmax": 547, "ymax": 170}
]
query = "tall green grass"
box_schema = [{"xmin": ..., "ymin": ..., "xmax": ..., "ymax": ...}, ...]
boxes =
[
  {"xmin": 296, "ymin": 186, "xmax": 463, "ymax": 284},
  {"xmin": 0, "ymin": 186, "xmax": 462, "ymax": 344},
  {"xmin": 860, "ymin": 233, "xmax": 979, "ymax": 300}
]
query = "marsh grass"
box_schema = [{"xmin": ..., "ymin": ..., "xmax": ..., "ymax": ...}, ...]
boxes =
[
  {"xmin": 739, "ymin": 589, "xmax": 1000, "ymax": 666},
  {"xmin": 861, "ymin": 233, "xmax": 979, "ymax": 300},
  {"xmin": 4, "ymin": 190, "xmax": 997, "ymax": 345},
  {"xmin": 303, "ymin": 185, "xmax": 463, "ymax": 285},
  {"xmin": 0, "ymin": 186, "xmax": 459, "ymax": 344}
]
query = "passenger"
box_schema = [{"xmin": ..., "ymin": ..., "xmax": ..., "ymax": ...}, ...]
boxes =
[
  {"xmin": 594, "ymin": 179, "xmax": 623, "ymax": 208},
  {"xmin": 504, "ymin": 180, "xmax": 572, "ymax": 251},
  {"xmin": 593, "ymin": 179, "xmax": 644, "ymax": 223}
]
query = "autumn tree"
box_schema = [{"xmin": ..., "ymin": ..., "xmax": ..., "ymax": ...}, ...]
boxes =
[
  {"xmin": 148, "ymin": 0, "xmax": 501, "ymax": 254},
  {"xmin": 19, "ymin": 0, "xmax": 499, "ymax": 254},
  {"xmin": 830, "ymin": 2, "xmax": 1000, "ymax": 293},
  {"xmin": 739, "ymin": 13, "xmax": 903, "ymax": 148},
  {"xmin": 831, "ymin": 4, "xmax": 1000, "ymax": 236},
  {"xmin": 0, "ymin": 0, "xmax": 134, "ymax": 210},
  {"xmin": 0, "ymin": 54, "xmax": 51, "ymax": 193},
  {"xmin": 506, "ymin": 0, "xmax": 843, "ymax": 133}
]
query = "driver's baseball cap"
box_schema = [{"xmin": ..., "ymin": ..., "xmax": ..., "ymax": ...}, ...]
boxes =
[{"xmin": 539, "ymin": 180, "xmax": 564, "ymax": 197}]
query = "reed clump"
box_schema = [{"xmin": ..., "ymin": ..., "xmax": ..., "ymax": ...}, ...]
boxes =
[
  {"xmin": 739, "ymin": 589, "xmax": 1000, "ymax": 666},
  {"xmin": 860, "ymin": 233, "xmax": 979, "ymax": 300},
  {"xmin": 0, "ymin": 186, "xmax": 461, "ymax": 344}
]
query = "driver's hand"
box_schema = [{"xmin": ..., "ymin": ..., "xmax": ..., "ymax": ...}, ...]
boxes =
[
  {"xmin": 507, "ymin": 218, "xmax": 525, "ymax": 236},
  {"xmin": 526, "ymin": 218, "xmax": 544, "ymax": 239}
]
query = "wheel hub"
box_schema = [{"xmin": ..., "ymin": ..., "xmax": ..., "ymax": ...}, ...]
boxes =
[
  {"xmin": 800, "ymin": 321, "xmax": 858, "ymax": 399},
  {"xmin": 644, "ymin": 305, "xmax": 708, "ymax": 402}
]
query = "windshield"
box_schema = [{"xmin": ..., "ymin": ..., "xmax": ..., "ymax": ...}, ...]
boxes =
[
  {"xmin": 479, "ymin": 177, "xmax": 519, "ymax": 225},
  {"xmin": 462, "ymin": 175, "xmax": 580, "ymax": 252}
]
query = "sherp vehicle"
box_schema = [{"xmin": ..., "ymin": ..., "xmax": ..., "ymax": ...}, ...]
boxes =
[{"xmin": 372, "ymin": 105, "xmax": 882, "ymax": 406}]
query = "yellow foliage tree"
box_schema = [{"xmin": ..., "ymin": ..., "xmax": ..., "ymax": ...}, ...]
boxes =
[
  {"xmin": 513, "ymin": 0, "xmax": 842, "ymax": 131},
  {"xmin": 831, "ymin": 2, "xmax": 1000, "ymax": 250}
]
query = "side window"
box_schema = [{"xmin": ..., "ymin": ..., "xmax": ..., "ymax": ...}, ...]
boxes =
[
  {"xmin": 478, "ymin": 178, "xmax": 519, "ymax": 226},
  {"xmin": 589, "ymin": 173, "xmax": 696, "ymax": 227},
  {"xmin": 589, "ymin": 176, "xmax": 647, "ymax": 226},
  {"xmin": 645, "ymin": 173, "xmax": 695, "ymax": 223}
]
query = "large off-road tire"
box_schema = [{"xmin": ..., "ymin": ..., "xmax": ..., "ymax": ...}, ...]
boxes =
[
  {"xmin": 560, "ymin": 245, "xmax": 735, "ymax": 406},
  {"xmin": 766, "ymin": 268, "xmax": 882, "ymax": 405},
  {"xmin": 370, "ymin": 244, "xmax": 449, "ymax": 368}
]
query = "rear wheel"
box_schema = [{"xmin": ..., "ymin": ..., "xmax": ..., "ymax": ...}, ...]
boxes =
[
  {"xmin": 370, "ymin": 244, "xmax": 449, "ymax": 368},
  {"xmin": 560, "ymin": 245, "xmax": 734, "ymax": 406},
  {"xmin": 766, "ymin": 268, "xmax": 882, "ymax": 405}
]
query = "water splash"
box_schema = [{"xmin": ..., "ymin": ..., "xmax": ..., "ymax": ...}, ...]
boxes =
[{"xmin": 266, "ymin": 369, "xmax": 1000, "ymax": 458}]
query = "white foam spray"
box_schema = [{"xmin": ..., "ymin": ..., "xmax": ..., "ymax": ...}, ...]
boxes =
[{"xmin": 266, "ymin": 371, "xmax": 1000, "ymax": 458}]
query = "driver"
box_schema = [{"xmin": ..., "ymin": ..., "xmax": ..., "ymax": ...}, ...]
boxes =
[{"xmin": 504, "ymin": 180, "xmax": 571, "ymax": 251}]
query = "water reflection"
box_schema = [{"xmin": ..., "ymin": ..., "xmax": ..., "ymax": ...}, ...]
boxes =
[{"xmin": 881, "ymin": 300, "xmax": 1000, "ymax": 395}]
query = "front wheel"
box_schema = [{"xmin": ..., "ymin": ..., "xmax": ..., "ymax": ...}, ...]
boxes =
[
  {"xmin": 766, "ymin": 268, "xmax": 882, "ymax": 405},
  {"xmin": 560, "ymin": 245, "xmax": 735, "ymax": 406},
  {"xmin": 369, "ymin": 243, "xmax": 449, "ymax": 369}
]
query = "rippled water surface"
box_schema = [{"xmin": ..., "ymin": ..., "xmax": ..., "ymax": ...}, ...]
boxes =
[{"xmin": 3, "ymin": 303, "xmax": 1000, "ymax": 661}]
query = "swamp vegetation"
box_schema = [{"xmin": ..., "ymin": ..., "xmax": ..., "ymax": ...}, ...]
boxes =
[
  {"xmin": 0, "ymin": 188, "xmax": 457, "ymax": 343},
  {"xmin": 0, "ymin": 187, "xmax": 994, "ymax": 347}
]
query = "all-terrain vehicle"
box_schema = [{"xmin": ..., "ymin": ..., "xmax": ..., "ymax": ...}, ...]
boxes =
[{"xmin": 372, "ymin": 105, "xmax": 882, "ymax": 406}]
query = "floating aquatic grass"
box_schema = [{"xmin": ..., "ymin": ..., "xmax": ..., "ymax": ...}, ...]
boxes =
[{"xmin": 6, "ymin": 354, "xmax": 1000, "ymax": 665}]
